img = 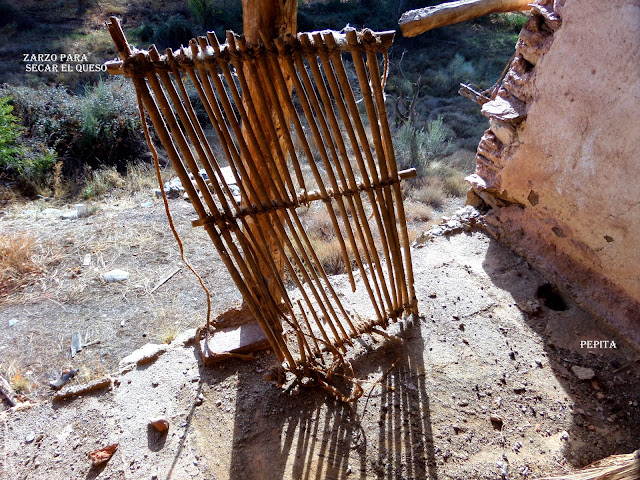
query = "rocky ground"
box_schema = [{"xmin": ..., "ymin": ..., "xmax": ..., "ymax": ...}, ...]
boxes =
[{"xmin": 1, "ymin": 197, "xmax": 639, "ymax": 480}]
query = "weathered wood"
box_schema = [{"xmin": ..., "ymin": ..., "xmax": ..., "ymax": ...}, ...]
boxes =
[
  {"xmin": 0, "ymin": 375, "xmax": 17, "ymax": 407},
  {"xmin": 105, "ymin": 16, "xmax": 418, "ymax": 397},
  {"xmin": 399, "ymin": 0, "xmax": 531, "ymax": 37},
  {"xmin": 241, "ymin": 0, "xmax": 298, "ymax": 304}
]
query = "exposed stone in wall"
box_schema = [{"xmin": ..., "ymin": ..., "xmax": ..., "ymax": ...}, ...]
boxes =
[{"xmin": 468, "ymin": 0, "xmax": 640, "ymax": 347}]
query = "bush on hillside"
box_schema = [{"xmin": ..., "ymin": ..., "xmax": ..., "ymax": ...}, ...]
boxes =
[{"xmin": 2, "ymin": 78, "xmax": 145, "ymax": 179}]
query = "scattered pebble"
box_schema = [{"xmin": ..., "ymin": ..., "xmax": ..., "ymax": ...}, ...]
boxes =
[
  {"xmin": 560, "ymin": 431, "xmax": 570, "ymax": 440},
  {"xmin": 88, "ymin": 444, "xmax": 118, "ymax": 467},
  {"xmin": 60, "ymin": 209, "xmax": 79, "ymax": 220},
  {"xmin": 102, "ymin": 269, "xmax": 130, "ymax": 283},
  {"xmin": 149, "ymin": 417, "xmax": 170, "ymax": 432},
  {"xmin": 571, "ymin": 365, "xmax": 595, "ymax": 381},
  {"xmin": 25, "ymin": 433, "xmax": 35, "ymax": 444},
  {"xmin": 8, "ymin": 319, "xmax": 17, "ymax": 327},
  {"xmin": 513, "ymin": 383, "xmax": 526, "ymax": 394},
  {"xmin": 490, "ymin": 415, "xmax": 504, "ymax": 429}
]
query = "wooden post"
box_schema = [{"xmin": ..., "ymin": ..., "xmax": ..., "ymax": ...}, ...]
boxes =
[{"xmin": 241, "ymin": 0, "xmax": 297, "ymax": 304}]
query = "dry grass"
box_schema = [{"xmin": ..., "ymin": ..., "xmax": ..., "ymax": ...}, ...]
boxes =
[
  {"xmin": 10, "ymin": 372, "xmax": 34, "ymax": 393},
  {"xmin": 82, "ymin": 162, "xmax": 172, "ymax": 200},
  {"xmin": 0, "ymin": 232, "xmax": 47, "ymax": 296},
  {"xmin": 403, "ymin": 200, "xmax": 434, "ymax": 223}
]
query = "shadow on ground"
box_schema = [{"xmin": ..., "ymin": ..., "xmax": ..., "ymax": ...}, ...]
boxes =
[
  {"xmin": 194, "ymin": 315, "xmax": 437, "ymax": 480},
  {"xmin": 482, "ymin": 238, "xmax": 640, "ymax": 468}
]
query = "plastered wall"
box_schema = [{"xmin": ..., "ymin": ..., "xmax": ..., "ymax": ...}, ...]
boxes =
[{"xmin": 468, "ymin": 0, "xmax": 640, "ymax": 345}]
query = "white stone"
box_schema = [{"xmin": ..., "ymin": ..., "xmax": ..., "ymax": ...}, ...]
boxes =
[{"xmin": 102, "ymin": 269, "xmax": 129, "ymax": 282}]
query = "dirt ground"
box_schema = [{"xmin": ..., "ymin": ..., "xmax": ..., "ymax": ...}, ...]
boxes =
[{"xmin": 1, "ymin": 197, "xmax": 639, "ymax": 480}]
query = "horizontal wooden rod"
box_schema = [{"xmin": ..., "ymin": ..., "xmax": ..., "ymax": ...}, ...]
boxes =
[
  {"xmin": 104, "ymin": 27, "xmax": 395, "ymax": 76},
  {"xmin": 399, "ymin": 0, "xmax": 531, "ymax": 38},
  {"xmin": 191, "ymin": 168, "xmax": 416, "ymax": 228}
]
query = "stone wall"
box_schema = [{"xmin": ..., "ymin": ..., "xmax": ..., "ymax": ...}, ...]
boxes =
[{"xmin": 468, "ymin": 0, "xmax": 640, "ymax": 346}]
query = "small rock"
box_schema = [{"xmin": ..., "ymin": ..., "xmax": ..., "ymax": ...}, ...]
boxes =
[
  {"xmin": 560, "ymin": 431, "xmax": 570, "ymax": 440},
  {"xmin": 571, "ymin": 365, "xmax": 595, "ymax": 381},
  {"xmin": 149, "ymin": 417, "xmax": 170, "ymax": 432},
  {"xmin": 535, "ymin": 423, "xmax": 541, "ymax": 432},
  {"xmin": 88, "ymin": 444, "xmax": 118, "ymax": 467},
  {"xmin": 140, "ymin": 200, "xmax": 153, "ymax": 208},
  {"xmin": 60, "ymin": 209, "xmax": 79, "ymax": 220},
  {"xmin": 513, "ymin": 441, "xmax": 522, "ymax": 452},
  {"xmin": 25, "ymin": 433, "xmax": 35, "ymax": 443},
  {"xmin": 588, "ymin": 425, "xmax": 595, "ymax": 431},
  {"xmin": 428, "ymin": 292, "xmax": 437, "ymax": 299},
  {"xmin": 490, "ymin": 415, "xmax": 504, "ymax": 429},
  {"xmin": 102, "ymin": 269, "xmax": 129, "ymax": 283},
  {"xmin": 8, "ymin": 319, "xmax": 17, "ymax": 327},
  {"xmin": 195, "ymin": 394, "xmax": 204, "ymax": 406},
  {"xmin": 513, "ymin": 383, "xmax": 526, "ymax": 394},
  {"xmin": 119, "ymin": 343, "xmax": 168, "ymax": 368},
  {"xmin": 172, "ymin": 328, "xmax": 197, "ymax": 347},
  {"xmin": 49, "ymin": 368, "xmax": 78, "ymax": 390},
  {"xmin": 596, "ymin": 392, "xmax": 605, "ymax": 400},
  {"xmin": 516, "ymin": 299, "xmax": 542, "ymax": 316},
  {"xmin": 73, "ymin": 203, "xmax": 87, "ymax": 216},
  {"xmin": 413, "ymin": 232, "xmax": 429, "ymax": 245}
]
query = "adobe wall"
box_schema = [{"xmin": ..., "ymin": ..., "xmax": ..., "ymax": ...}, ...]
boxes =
[{"xmin": 468, "ymin": 0, "xmax": 640, "ymax": 346}]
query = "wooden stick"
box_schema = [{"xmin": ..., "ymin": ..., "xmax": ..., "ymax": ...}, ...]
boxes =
[
  {"xmin": 320, "ymin": 30, "xmax": 401, "ymax": 316},
  {"xmin": 244, "ymin": 38, "xmax": 365, "ymax": 338},
  {"xmin": 188, "ymin": 41, "xmax": 351, "ymax": 348},
  {"xmin": 150, "ymin": 265, "xmax": 181, "ymax": 293},
  {"xmin": 289, "ymin": 31, "xmax": 397, "ymax": 316},
  {"xmin": 345, "ymin": 29, "xmax": 406, "ymax": 313},
  {"xmin": 213, "ymin": 32, "xmax": 296, "ymax": 202},
  {"xmin": 192, "ymin": 39, "xmax": 352, "ymax": 345},
  {"xmin": 295, "ymin": 32, "xmax": 389, "ymax": 318},
  {"xmin": 311, "ymin": 31, "xmax": 394, "ymax": 316},
  {"xmin": 249, "ymin": 34, "xmax": 359, "ymax": 293},
  {"xmin": 0, "ymin": 375, "xmax": 17, "ymax": 407},
  {"xmin": 363, "ymin": 30, "xmax": 417, "ymax": 314},
  {"xmin": 297, "ymin": 300, "xmax": 321, "ymax": 358},
  {"xmin": 226, "ymin": 32, "xmax": 304, "ymax": 198},
  {"xmin": 279, "ymin": 32, "xmax": 385, "ymax": 325},
  {"xmin": 175, "ymin": 60, "xmax": 299, "ymax": 320},
  {"xmin": 162, "ymin": 48, "xmax": 295, "ymax": 316},
  {"xmin": 134, "ymin": 75, "xmax": 292, "ymax": 365},
  {"xmin": 399, "ymin": 0, "xmax": 531, "ymax": 38}
]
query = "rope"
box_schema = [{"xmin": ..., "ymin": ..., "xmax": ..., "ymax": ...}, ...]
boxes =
[{"xmin": 135, "ymin": 89, "xmax": 212, "ymax": 333}]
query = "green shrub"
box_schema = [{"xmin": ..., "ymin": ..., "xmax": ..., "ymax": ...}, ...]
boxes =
[
  {"xmin": 395, "ymin": 117, "xmax": 452, "ymax": 172},
  {"xmin": 2, "ymin": 79, "xmax": 144, "ymax": 175},
  {"xmin": 188, "ymin": 0, "xmax": 215, "ymax": 28},
  {"xmin": 0, "ymin": 96, "xmax": 24, "ymax": 173},
  {"xmin": 134, "ymin": 14, "xmax": 194, "ymax": 48}
]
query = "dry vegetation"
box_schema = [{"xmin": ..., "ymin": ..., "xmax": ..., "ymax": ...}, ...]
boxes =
[{"xmin": 0, "ymin": 231, "xmax": 52, "ymax": 297}]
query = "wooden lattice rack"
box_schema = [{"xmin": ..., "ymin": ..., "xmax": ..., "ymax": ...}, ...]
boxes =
[{"xmin": 106, "ymin": 17, "xmax": 418, "ymax": 400}]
